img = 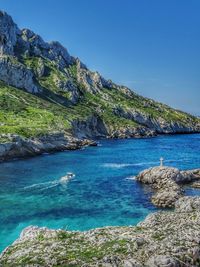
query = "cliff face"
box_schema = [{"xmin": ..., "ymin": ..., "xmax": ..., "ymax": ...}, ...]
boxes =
[{"xmin": 0, "ymin": 10, "xmax": 199, "ymax": 149}]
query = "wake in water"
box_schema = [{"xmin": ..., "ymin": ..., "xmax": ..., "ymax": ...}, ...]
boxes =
[
  {"xmin": 102, "ymin": 161, "xmax": 159, "ymax": 169},
  {"xmin": 22, "ymin": 173, "xmax": 75, "ymax": 192},
  {"xmin": 125, "ymin": 176, "xmax": 136, "ymax": 180},
  {"xmin": 22, "ymin": 180, "xmax": 61, "ymax": 192},
  {"xmin": 103, "ymin": 159, "xmax": 189, "ymax": 169}
]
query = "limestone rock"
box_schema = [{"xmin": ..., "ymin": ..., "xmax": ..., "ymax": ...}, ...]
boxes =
[
  {"xmin": 145, "ymin": 255, "xmax": 178, "ymax": 267},
  {"xmin": 0, "ymin": 55, "xmax": 39, "ymax": 93},
  {"xmin": 113, "ymin": 106, "xmax": 200, "ymax": 134},
  {"xmin": 54, "ymin": 78, "xmax": 80, "ymax": 103},
  {"xmin": 0, "ymin": 11, "xmax": 19, "ymax": 56},
  {"xmin": 17, "ymin": 29, "xmax": 74, "ymax": 69},
  {"xmin": 109, "ymin": 126, "xmax": 155, "ymax": 139},
  {"xmin": 136, "ymin": 166, "xmax": 200, "ymax": 208},
  {"xmin": 175, "ymin": 196, "xmax": 200, "ymax": 212},
  {"xmin": 35, "ymin": 57, "xmax": 45, "ymax": 77},
  {"xmin": 76, "ymin": 58, "xmax": 113, "ymax": 93},
  {"xmin": 152, "ymin": 190, "xmax": 181, "ymax": 208},
  {"xmin": 0, "ymin": 133, "xmax": 96, "ymax": 161},
  {"xmin": 2, "ymin": 196, "xmax": 200, "ymax": 266},
  {"xmin": 72, "ymin": 115, "xmax": 109, "ymax": 139}
]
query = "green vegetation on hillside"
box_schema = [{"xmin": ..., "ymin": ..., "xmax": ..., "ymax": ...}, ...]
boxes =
[
  {"xmin": 0, "ymin": 82, "xmax": 139, "ymax": 138},
  {"xmin": 0, "ymin": 55, "xmax": 199, "ymax": 140},
  {"xmin": 0, "ymin": 81, "xmax": 71, "ymax": 137}
]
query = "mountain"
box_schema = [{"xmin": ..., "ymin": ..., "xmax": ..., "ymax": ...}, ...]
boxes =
[{"xmin": 0, "ymin": 10, "xmax": 199, "ymax": 160}]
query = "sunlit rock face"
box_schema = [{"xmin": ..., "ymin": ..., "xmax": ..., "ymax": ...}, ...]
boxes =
[{"xmin": 0, "ymin": 11, "xmax": 19, "ymax": 56}]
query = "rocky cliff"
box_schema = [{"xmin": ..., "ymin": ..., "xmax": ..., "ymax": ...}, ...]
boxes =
[{"xmin": 0, "ymin": 10, "xmax": 199, "ymax": 160}]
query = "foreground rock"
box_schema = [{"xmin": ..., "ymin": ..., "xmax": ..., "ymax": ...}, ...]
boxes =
[
  {"xmin": 1, "ymin": 196, "xmax": 200, "ymax": 266},
  {"xmin": 0, "ymin": 133, "xmax": 96, "ymax": 161},
  {"xmin": 136, "ymin": 166, "xmax": 200, "ymax": 208}
]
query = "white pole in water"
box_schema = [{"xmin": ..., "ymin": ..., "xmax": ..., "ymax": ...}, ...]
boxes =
[{"xmin": 160, "ymin": 157, "xmax": 164, "ymax": 167}]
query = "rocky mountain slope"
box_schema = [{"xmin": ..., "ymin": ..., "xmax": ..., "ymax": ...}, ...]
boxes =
[
  {"xmin": 1, "ymin": 196, "xmax": 200, "ymax": 266},
  {"xmin": 0, "ymin": 10, "xmax": 200, "ymax": 159}
]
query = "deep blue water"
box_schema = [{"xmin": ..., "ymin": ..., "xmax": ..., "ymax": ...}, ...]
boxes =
[{"xmin": 0, "ymin": 134, "xmax": 200, "ymax": 252}]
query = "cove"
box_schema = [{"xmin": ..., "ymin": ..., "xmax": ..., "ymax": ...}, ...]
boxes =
[{"xmin": 0, "ymin": 134, "xmax": 200, "ymax": 252}]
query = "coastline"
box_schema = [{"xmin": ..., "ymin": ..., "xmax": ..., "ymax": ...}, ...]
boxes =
[
  {"xmin": 1, "ymin": 195, "xmax": 200, "ymax": 266},
  {"xmin": 0, "ymin": 132, "xmax": 199, "ymax": 163},
  {"xmin": 0, "ymin": 140, "xmax": 200, "ymax": 265},
  {"xmin": 0, "ymin": 132, "xmax": 97, "ymax": 162}
]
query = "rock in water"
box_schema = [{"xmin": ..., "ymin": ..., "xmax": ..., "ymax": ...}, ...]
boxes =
[{"xmin": 136, "ymin": 166, "xmax": 200, "ymax": 208}]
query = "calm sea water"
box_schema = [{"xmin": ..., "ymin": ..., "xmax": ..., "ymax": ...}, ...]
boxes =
[{"xmin": 0, "ymin": 134, "xmax": 200, "ymax": 252}]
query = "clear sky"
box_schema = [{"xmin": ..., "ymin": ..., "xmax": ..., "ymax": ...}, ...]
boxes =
[{"xmin": 0, "ymin": 0, "xmax": 199, "ymax": 115}]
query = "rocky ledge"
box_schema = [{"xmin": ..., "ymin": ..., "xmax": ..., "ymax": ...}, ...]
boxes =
[
  {"xmin": 136, "ymin": 166, "xmax": 200, "ymax": 208},
  {"xmin": 1, "ymin": 196, "xmax": 200, "ymax": 266},
  {"xmin": 0, "ymin": 133, "xmax": 97, "ymax": 161}
]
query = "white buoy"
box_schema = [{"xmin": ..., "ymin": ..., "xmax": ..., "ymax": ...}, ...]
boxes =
[{"xmin": 160, "ymin": 157, "xmax": 164, "ymax": 167}]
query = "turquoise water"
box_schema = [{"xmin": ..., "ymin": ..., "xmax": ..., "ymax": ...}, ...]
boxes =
[{"xmin": 0, "ymin": 134, "xmax": 200, "ymax": 252}]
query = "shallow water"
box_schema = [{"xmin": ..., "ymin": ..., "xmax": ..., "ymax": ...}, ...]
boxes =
[{"xmin": 0, "ymin": 134, "xmax": 200, "ymax": 251}]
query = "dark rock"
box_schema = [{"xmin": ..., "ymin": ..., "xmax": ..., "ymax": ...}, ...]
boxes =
[{"xmin": 72, "ymin": 115, "xmax": 109, "ymax": 139}]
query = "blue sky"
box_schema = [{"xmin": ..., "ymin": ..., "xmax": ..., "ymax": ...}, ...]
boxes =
[{"xmin": 1, "ymin": 0, "xmax": 199, "ymax": 114}]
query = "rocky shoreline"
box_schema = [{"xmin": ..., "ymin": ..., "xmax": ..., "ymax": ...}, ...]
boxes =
[
  {"xmin": 1, "ymin": 195, "xmax": 200, "ymax": 266},
  {"xmin": 136, "ymin": 166, "xmax": 200, "ymax": 208},
  {"xmin": 0, "ymin": 132, "xmax": 200, "ymax": 163},
  {"xmin": 1, "ymin": 167, "xmax": 200, "ymax": 266},
  {"xmin": 0, "ymin": 130, "xmax": 156, "ymax": 162},
  {"xmin": 0, "ymin": 133, "xmax": 97, "ymax": 162}
]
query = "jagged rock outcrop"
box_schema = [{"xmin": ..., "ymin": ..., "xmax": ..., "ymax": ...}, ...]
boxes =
[
  {"xmin": 136, "ymin": 166, "xmax": 200, "ymax": 207},
  {"xmin": 54, "ymin": 78, "xmax": 80, "ymax": 103},
  {"xmin": 72, "ymin": 115, "xmax": 109, "ymax": 138},
  {"xmin": 0, "ymin": 56, "xmax": 39, "ymax": 93},
  {"xmin": 1, "ymin": 196, "xmax": 200, "ymax": 266},
  {"xmin": 17, "ymin": 29, "xmax": 74, "ymax": 68},
  {"xmin": 76, "ymin": 58, "xmax": 113, "ymax": 93},
  {"xmin": 114, "ymin": 106, "xmax": 200, "ymax": 134},
  {"xmin": 109, "ymin": 126, "xmax": 155, "ymax": 139},
  {"xmin": 0, "ymin": 11, "xmax": 19, "ymax": 56},
  {"xmin": 0, "ymin": 133, "xmax": 96, "ymax": 161}
]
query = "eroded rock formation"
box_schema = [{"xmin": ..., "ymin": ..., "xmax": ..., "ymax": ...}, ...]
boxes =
[{"xmin": 136, "ymin": 166, "xmax": 200, "ymax": 207}]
